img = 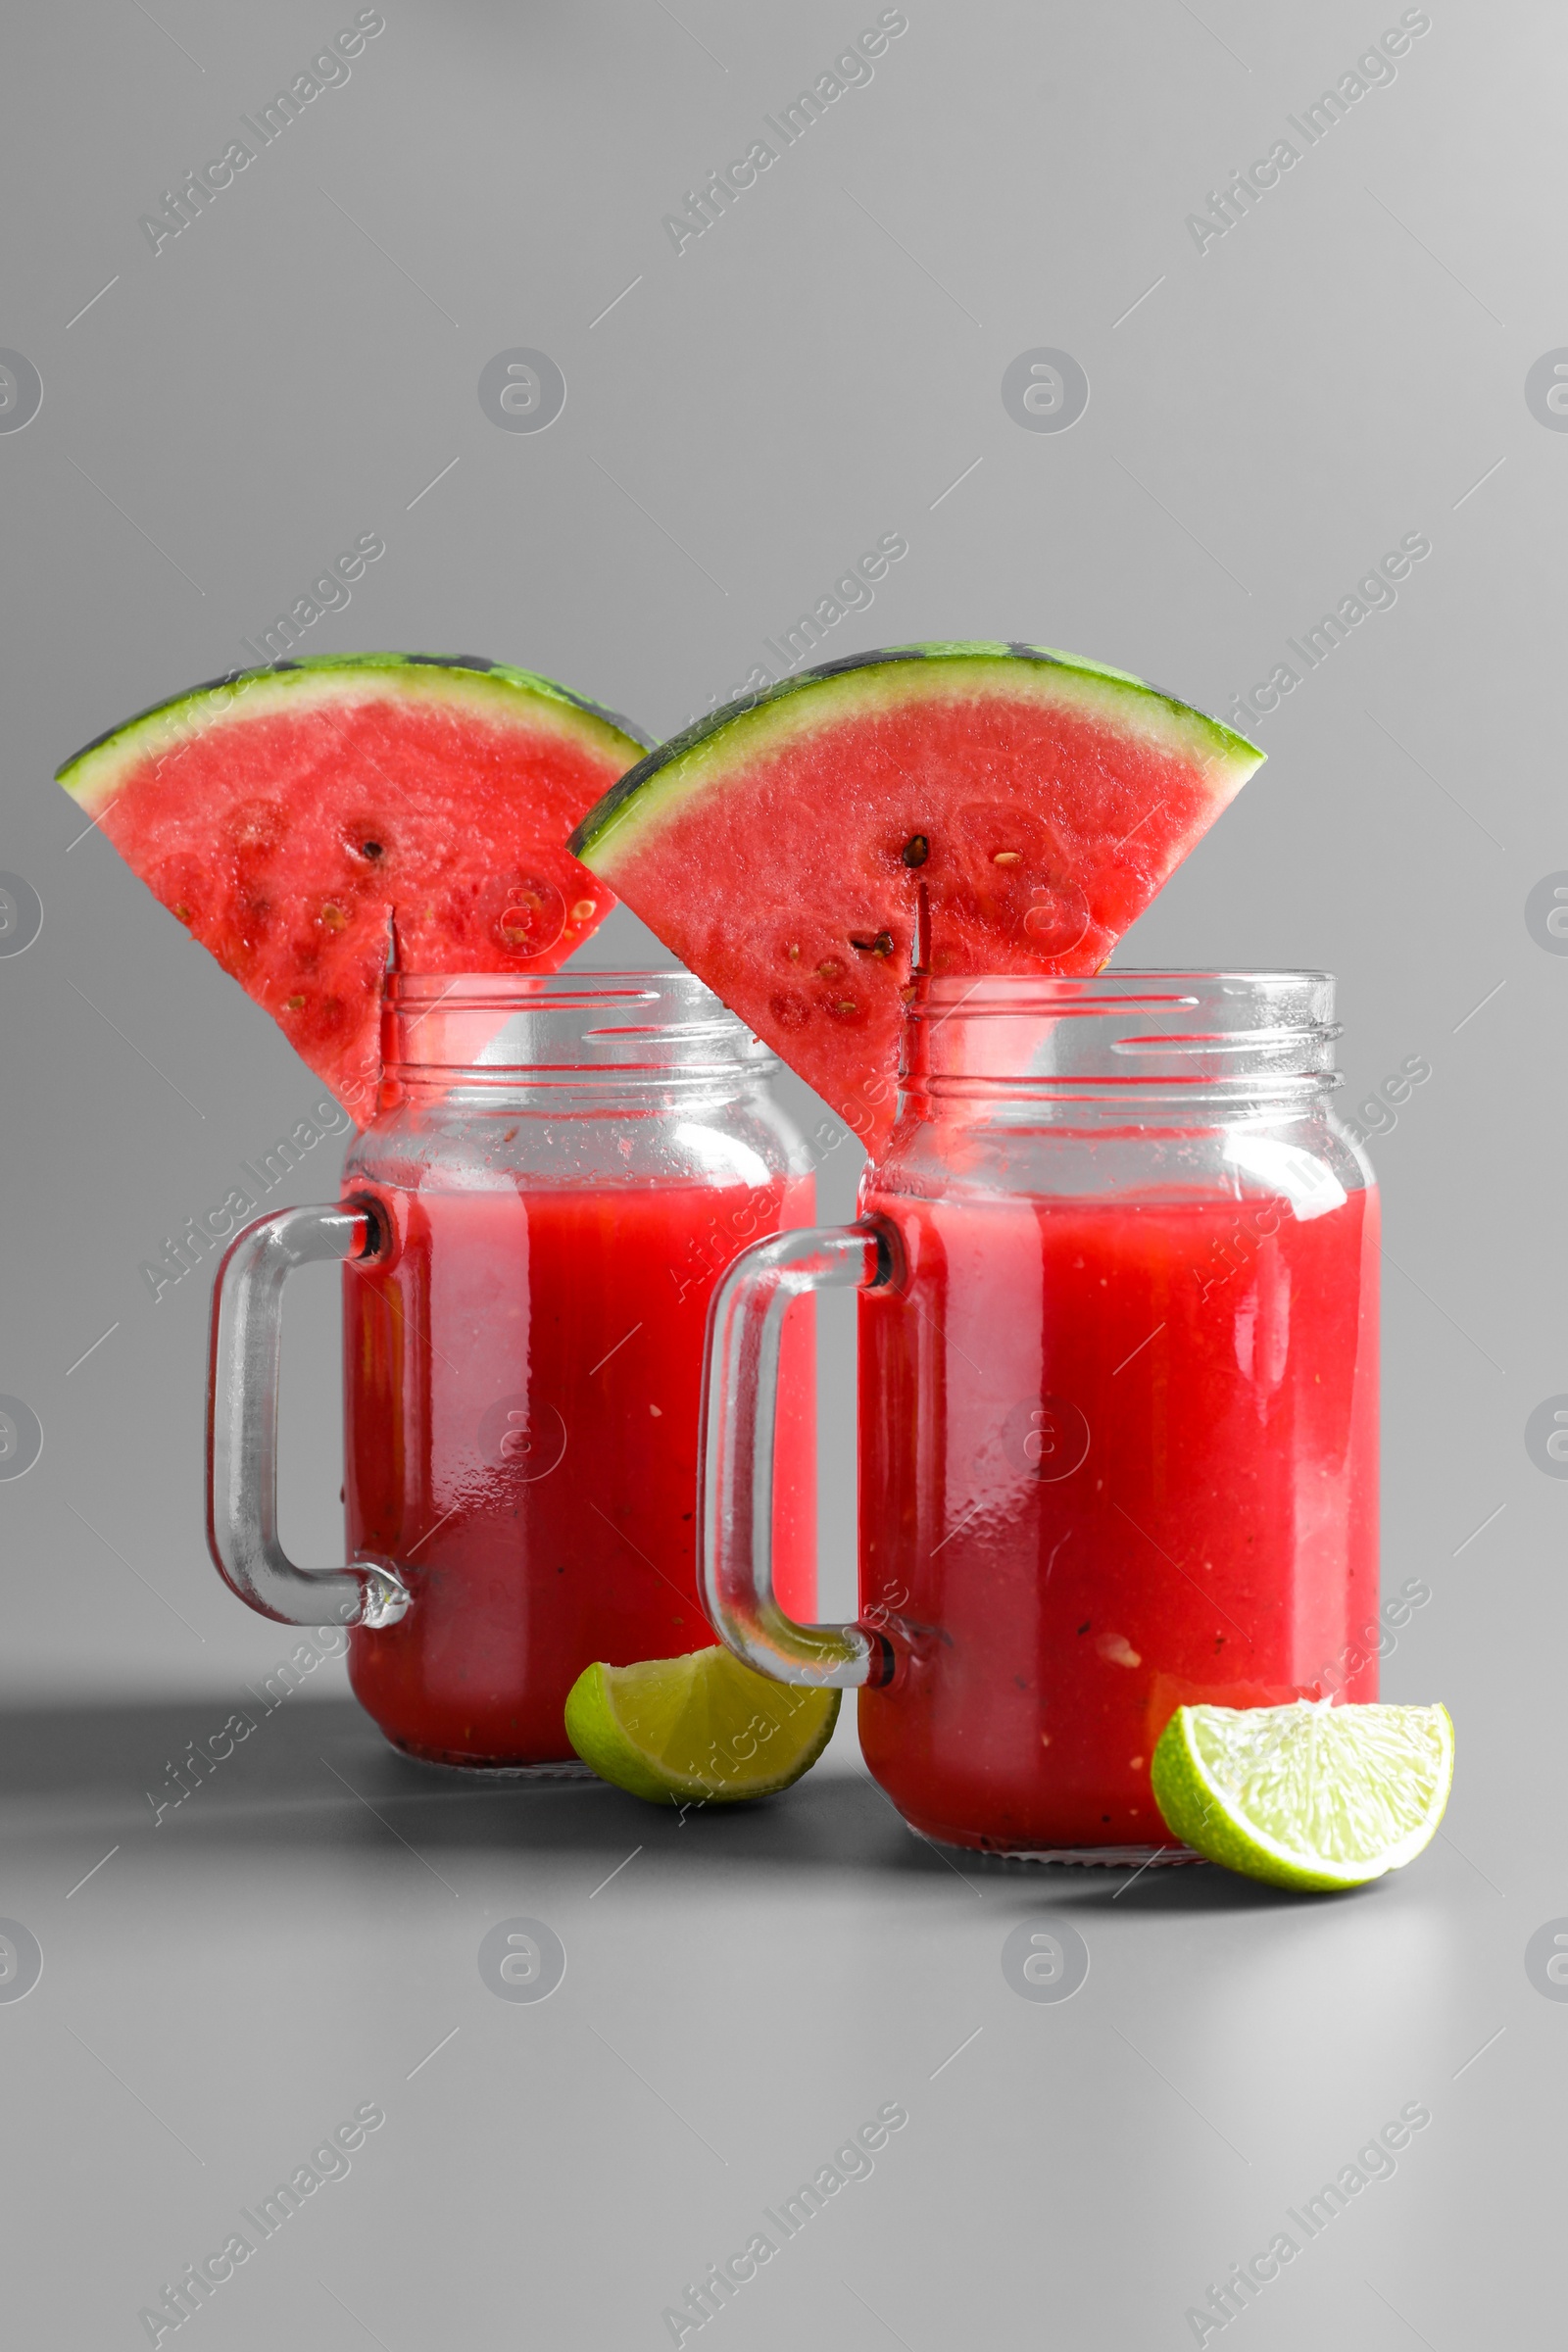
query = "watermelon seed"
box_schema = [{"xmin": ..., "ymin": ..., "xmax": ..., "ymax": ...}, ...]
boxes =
[
  {"xmin": 816, "ymin": 957, "xmax": 844, "ymax": 980},
  {"xmin": 569, "ymin": 898, "xmax": 596, "ymax": 921},
  {"xmin": 992, "ymin": 850, "xmax": 1022, "ymax": 864},
  {"xmin": 361, "ymin": 841, "xmax": 384, "ymax": 859},
  {"xmin": 285, "ymin": 994, "xmax": 306, "ymax": 1011},
  {"xmin": 850, "ymin": 932, "xmax": 895, "ymax": 957},
  {"xmin": 321, "ymin": 903, "xmax": 347, "ymax": 931},
  {"xmin": 902, "ymin": 834, "xmax": 929, "ymax": 867},
  {"xmin": 172, "ymin": 903, "xmax": 191, "ymax": 921}
]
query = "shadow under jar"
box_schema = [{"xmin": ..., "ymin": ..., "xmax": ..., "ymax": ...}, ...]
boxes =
[
  {"xmin": 702, "ymin": 972, "xmax": 1378, "ymax": 1860},
  {"xmin": 208, "ymin": 973, "xmax": 815, "ymax": 1772}
]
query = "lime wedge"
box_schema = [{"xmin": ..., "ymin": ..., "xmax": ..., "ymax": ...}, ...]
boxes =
[
  {"xmin": 564, "ymin": 1646, "xmax": 841, "ymax": 1807},
  {"xmin": 1151, "ymin": 1700, "xmax": 1453, "ymax": 1891}
]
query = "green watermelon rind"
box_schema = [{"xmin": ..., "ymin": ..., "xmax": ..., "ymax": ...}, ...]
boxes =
[
  {"xmin": 57, "ymin": 651, "xmax": 653, "ymax": 816},
  {"xmin": 568, "ymin": 640, "xmax": 1263, "ymax": 866}
]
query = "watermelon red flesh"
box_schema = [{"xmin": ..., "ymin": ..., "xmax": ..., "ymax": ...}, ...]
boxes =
[
  {"xmin": 572, "ymin": 646, "xmax": 1263, "ymax": 1152},
  {"xmin": 58, "ymin": 657, "xmax": 649, "ymax": 1122}
]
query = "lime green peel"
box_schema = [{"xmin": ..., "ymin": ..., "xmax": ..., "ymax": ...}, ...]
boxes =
[{"xmin": 564, "ymin": 1645, "xmax": 840, "ymax": 1807}]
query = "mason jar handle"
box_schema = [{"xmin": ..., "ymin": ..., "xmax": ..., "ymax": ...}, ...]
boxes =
[
  {"xmin": 701, "ymin": 1218, "xmax": 901, "ymax": 1690},
  {"xmin": 206, "ymin": 1201, "xmax": 411, "ymax": 1631}
]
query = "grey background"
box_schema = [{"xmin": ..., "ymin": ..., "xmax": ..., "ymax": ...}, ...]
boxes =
[{"xmin": 0, "ymin": 1, "xmax": 1559, "ymax": 2343}]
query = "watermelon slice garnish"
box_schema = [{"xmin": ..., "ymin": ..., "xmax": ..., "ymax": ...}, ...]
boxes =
[
  {"xmin": 568, "ymin": 642, "xmax": 1263, "ymax": 1149},
  {"xmin": 58, "ymin": 653, "xmax": 651, "ymax": 1122}
]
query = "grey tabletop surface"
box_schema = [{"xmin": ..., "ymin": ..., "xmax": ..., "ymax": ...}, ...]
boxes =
[{"xmin": 1, "ymin": 0, "xmax": 1561, "ymax": 2343}]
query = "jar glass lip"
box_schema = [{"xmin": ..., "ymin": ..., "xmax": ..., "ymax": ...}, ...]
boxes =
[
  {"xmin": 918, "ymin": 968, "xmax": 1333, "ymax": 1007},
  {"xmin": 906, "ymin": 968, "xmax": 1341, "ymax": 1099},
  {"xmin": 378, "ymin": 968, "xmax": 772, "ymax": 1083},
  {"xmin": 385, "ymin": 968, "xmax": 718, "ymax": 1011}
]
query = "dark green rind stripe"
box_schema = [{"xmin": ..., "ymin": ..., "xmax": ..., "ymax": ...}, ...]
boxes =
[
  {"xmin": 56, "ymin": 651, "xmax": 652, "ymax": 784},
  {"xmin": 568, "ymin": 640, "xmax": 1260, "ymax": 859}
]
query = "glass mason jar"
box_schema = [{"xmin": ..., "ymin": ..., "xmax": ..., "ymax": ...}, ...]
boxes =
[
  {"xmin": 702, "ymin": 972, "xmax": 1378, "ymax": 1860},
  {"xmin": 207, "ymin": 972, "xmax": 815, "ymax": 1770}
]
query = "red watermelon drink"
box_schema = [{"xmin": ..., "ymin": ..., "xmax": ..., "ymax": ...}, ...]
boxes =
[
  {"xmin": 343, "ymin": 1179, "xmax": 815, "ymax": 1765},
  {"xmin": 335, "ymin": 973, "xmax": 817, "ymax": 1769},
  {"xmin": 857, "ymin": 1153, "xmax": 1378, "ymax": 1852}
]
